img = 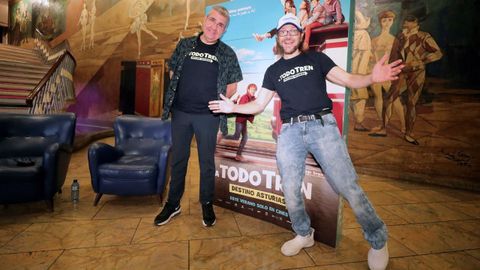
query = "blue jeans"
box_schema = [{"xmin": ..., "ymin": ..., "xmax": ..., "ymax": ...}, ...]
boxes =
[{"xmin": 276, "ymin": 113, "xmax": 387, "ymax": 249}]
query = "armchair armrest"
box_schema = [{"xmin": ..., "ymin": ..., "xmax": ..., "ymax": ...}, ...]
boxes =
[
  {"xmin": 43, "ymin": 142, "xmax": 74, "ymax": 197},
  {"xmin": 88, "ymin": 142, "xmax": 124, "ymax": 192}
]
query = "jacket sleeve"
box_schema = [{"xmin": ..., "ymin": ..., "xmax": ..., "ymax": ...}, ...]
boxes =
[
  {"xmin": 168, "ymin": 39, "xmax": 184, "ymax": 73},
  {"xmin": 227, "ymin": 49, "xmax": 243, "ymax": 85}
]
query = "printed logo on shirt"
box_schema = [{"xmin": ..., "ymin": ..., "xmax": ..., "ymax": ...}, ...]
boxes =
[
  {"xmin": 278, "ymin": 65, "xmax": 314, "ymax": 82},
  {"xmin": 189, "ymin": 51, "xmax": 218, "ymax": 63}
]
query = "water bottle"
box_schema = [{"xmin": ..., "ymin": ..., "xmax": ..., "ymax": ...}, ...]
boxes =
[{"xmin": 71, "ymin": 179, "xmax": 80, "ymax": 203}]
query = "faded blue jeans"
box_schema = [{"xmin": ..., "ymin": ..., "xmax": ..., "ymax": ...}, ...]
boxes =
[{"xmin": 276, "ymin": 113, "xmax": 387, "ymax": 249}]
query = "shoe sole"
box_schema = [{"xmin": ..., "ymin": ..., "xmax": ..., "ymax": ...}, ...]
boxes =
[
  {"xmin": 154, "ymin": 208, "xmax": 181, "ymax": 226},
  {"xmin": 281, "ymin": 241, "xmax": 315, "ymax": 256},
  {"xmin": 202, "ymin": 219, "xmax": 216, "ymax": 227}
]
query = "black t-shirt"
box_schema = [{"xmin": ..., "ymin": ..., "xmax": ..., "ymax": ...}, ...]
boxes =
[
  {"xmin": 262, "ymin": 52, "xmax": 336, "ymax": 119},
  {"xmin": 173, "ymin": 37, "xmax": 219, "ymax": 114}
]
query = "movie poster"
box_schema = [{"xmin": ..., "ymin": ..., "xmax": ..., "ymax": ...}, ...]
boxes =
[{"xmin": 210, "ymin": 0, "xmax": 352, "ymax": 247}]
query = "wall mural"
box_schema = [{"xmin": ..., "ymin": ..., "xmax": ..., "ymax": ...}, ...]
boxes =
[
  {"xmin": 31, "ymin": 0, "xmax": 67, "ymax": 40},
  {"xmin": 9, "ymin": 0, "xmax": 31, "ymax": 45},
  {"xmin": 129, "ymin": 0, "xmax": 158, "ymax": 58},
  {"xmin": 348, "ymin": 0, "xmax": 479, "ymax": 190},
  {"xmin": 9, "ymin": 0, "xmax": 205, "ymax": 118},
  {"xmin": 7, "ymin": 0, "xmax": 479, "ymax": 191}
]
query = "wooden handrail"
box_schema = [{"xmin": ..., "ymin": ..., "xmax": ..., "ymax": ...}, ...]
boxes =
[{"xmin": 26, "ymin": 50, "xmax": 76, "ymax": 106}]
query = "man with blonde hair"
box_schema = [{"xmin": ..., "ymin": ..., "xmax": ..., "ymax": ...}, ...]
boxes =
[{"xmin": 209, "ymin": 14, "xmax": 403, "ymax": 270}]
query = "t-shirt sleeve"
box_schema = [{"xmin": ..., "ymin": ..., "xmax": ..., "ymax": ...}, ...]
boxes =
[
  {"xmin": 261, "ymin": 66, "xmax": 276, "ymax": 92},
  {"xmin": 317, "ymin": 52, "xmax": 337, "ymax": 77}
]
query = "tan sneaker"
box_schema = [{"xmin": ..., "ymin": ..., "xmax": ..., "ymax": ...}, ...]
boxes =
[
  {"xmin": 281, "ymin": 229, "xmax": 315, "ymax": 256},
  {"xmin": 368, "ymin": 243, "xmax": 389, "ymax": 270}
]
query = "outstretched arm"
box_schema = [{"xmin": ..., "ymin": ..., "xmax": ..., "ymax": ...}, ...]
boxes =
[
  {"xmin": 209, "ymin": 88, "xmax": 275, "ymax": 115},
  {"xmin": 326, "ymin": 54, "xmax": 403, "ymax": 89}
]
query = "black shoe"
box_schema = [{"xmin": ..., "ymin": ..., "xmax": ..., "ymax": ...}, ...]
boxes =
[
  {"xmin": 404, "ymin": 135, "xmax": 419, "ymax": 145},
  {"xmin": 202, "ymin": 202, "xmax": 216, "ymax": 227},
  {"xmin": 354, "ymin": 124, "xmax": 370, "ymax": 132},
  {"xmin": 154, "ymin": 203, "xmax": 181, "ymax": 226}
]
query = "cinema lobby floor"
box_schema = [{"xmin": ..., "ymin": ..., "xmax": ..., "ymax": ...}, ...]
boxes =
[{"xmin": 1, "ymin": 137, "xmax": 479, "ymax": 270}]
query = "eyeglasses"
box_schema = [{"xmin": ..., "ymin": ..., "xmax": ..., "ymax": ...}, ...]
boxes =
[
  {"xmin": 206, "ymin": 16, "xmax": 226, "ymax": 30},
  {"xmin": 278, "ymin": 29, "xmax": 300, "ymax": 37}
]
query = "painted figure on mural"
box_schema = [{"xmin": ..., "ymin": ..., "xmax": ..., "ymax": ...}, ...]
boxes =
[
  {"xmin": 370, "ymin": 10, "xmax": 405, "ymax": 133},
  {"xmin": 89, "ymin": 0, "xmax": 97, "ymax": 49},
  {"xmin": 78, "ymin": 2, "xmax": 89, "ymax": 51},
  {"xmin": 129, "ymin": 0, "xmax": 158, "ymax": 59},
  {"xmin": 37, "ymin": 7, "xmax": 55, "ymax": 38},
  {"xmin": 371, "ymin": 15, "xmax": 442, "ymax": 145},
  {"xmin": 350, "ymin": 10, "xmax": 372, "ymax": 132},
  {"xmin": 11, "ymin": 7, "xmax": 22, "ymax": 45},
  {"xmin": 151, "ymin": 71, "xmax": 161, "ymax": 115},
  {"xmin": 18, "ymin": 2, "xmax": 29, "ymax": 44},
  {"xmin": 217, "ymin": 83, "xmax": 258, "ymax": 162},
  {"xmin": 184, "ymin": 0, "xmax": 191, "ymax": 30},
  {"xmin": 209, "ymin": 14, "xmax": 404, "ymax": 270}
]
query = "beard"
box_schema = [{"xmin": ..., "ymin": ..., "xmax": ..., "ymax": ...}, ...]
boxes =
[{"xmin": 275, "ymin": 36, "xmax": 304, "ymax": 56}]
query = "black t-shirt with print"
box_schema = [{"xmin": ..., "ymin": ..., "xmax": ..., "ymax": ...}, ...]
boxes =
[
  {"xmin": 174, "ymin": 37, "xmax": 219, "ymax": 114},
  {"xmin": 262, "ymin": 52, "xmax": 336, "ymax": 119}
]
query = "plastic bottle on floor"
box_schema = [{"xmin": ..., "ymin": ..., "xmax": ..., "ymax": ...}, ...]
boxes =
[{"xmin": 71, "ymin": 179, "xmax": 80, "ymax": 203}]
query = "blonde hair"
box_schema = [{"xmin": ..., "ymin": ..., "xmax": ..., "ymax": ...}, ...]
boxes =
[
  {"xmin": 210, "ymin": 5, "xmax": 230, "ymax": 27},
  {"xmin": 378, "ymin": 10, "xmax": 396, "ymax": 20}
]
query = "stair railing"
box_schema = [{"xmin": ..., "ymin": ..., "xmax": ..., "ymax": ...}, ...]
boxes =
[{"xmin": 27, "ymin": 38, "xmax": 76, "ymax": 114}]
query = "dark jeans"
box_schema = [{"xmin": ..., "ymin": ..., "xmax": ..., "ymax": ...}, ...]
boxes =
[
  {"xmin": 167, "ymin": 109, "xmax": 220, "ymax": 206},
  {"xmin": 223, "ymin": 122, "xmax": 248, "ymax": 156}
]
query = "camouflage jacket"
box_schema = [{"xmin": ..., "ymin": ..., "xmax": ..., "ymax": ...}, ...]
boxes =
[{"xmin": 161, "ymin": 35, "xmax": 243, "ymax": 134}]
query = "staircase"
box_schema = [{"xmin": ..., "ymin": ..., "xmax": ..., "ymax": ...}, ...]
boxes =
[
  {"xmin": 0, "ymin": 44, "xmax": 50, "ymax": 113},
  {"xmin": 0, "ymin": 42, "xmax": 76, "ymax": 114}
]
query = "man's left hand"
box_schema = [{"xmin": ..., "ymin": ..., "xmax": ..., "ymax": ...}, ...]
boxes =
[{"xmin": 371, "ymin": 54, "xmax": 404, "ymax": 83}]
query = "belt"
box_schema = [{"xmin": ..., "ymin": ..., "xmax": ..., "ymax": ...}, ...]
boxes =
[{"xmin": 282, "ymin": 110, "xmax": 332, "ymax": 124}]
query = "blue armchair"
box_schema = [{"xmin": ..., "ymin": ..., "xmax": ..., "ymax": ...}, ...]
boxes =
[
  {"xmin": 0, "ymin": 113, "xmax": 76, "ymax": 211},
  {"xmin": 88, "ymin": 115, "xmax": 172, "ymax": 206}
]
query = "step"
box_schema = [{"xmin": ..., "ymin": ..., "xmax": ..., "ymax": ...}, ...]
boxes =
[
  {"xmin": 0, "ymin": 60, "xmax": 50, "ymax": 70},
  {"xmin": 0, "ymin": 89, "xmax": 32, "ymax": 97},
  {"xmin": 0, "ymin": 82, "xmax": 36, "ymax": 91},
  {"xmin": 0, "ymin": 48, "xmax": 38, "ymax": 58},
  {"xmin": 0, "ymin": 43, "xmax": 38, "ymax": 53},
  {"xmin": 0, "ymin": 76, "xmax": 39, "ymax": 85},
  {"xmin": 0, "ymin": 70, "xmax": 44, "ymax": 80},
  {"xmin": 0, "ymin": 65, "xmax": 49, "ymax": 75},
  {"xmin": 0, "ymin": 54, "xmax": 43, "ymax": 64},
  {"xmin": 0, "ymin": 106, "xmax": 30, "ymax": 113},
  {"xmin": 0, "ymin": 96, "xmax": 28, "ymax": 106}
]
